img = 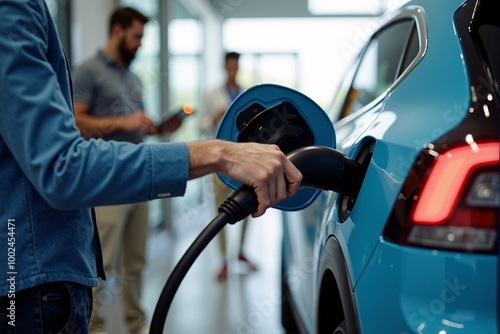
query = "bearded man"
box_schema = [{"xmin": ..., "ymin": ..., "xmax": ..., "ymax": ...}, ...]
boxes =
[{"xmin": 72, "ymin": 7, "xmax": 177, "ymax": 334}]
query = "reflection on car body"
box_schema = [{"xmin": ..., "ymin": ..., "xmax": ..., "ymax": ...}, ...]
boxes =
[{"xmin": 281, "ymin": 0, "xmax": 499, "ymax": 333}]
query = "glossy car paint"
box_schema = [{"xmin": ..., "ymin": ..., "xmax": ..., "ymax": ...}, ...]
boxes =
[{"xmin": 282, "ymin": 0, "xmax": 498, "ymax": 333}]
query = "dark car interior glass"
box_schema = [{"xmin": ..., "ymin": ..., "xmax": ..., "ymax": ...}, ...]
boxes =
[{"xmin": 334, "ymin": 19, "xmax": 417, "ymax": 119}]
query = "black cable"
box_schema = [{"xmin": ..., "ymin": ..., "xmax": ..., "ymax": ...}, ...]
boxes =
[
  {"xmin": 149, "ymin": 186, "xmax": 257, "ymax": 334},
  {"xmin": 149, "ymin": 146, "xmax": 365, "ymax": 333}
]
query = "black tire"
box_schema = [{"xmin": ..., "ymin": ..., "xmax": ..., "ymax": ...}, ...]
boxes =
[
  {"xmin": 333, "ymin": 320, "xmax": 348, "ymax": 334},
  {"xmin": 281, "ymin": 275, "xmax": 299, "ymax": 333}
]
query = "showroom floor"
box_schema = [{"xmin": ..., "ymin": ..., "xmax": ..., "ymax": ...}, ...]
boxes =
[{"xmin": 98, "ymin": 184, "xmax": 287, "ymax": 334}]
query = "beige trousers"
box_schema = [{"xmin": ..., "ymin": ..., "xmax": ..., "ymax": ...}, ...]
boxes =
[{"xmin": 89, "ymin": 202, "xmax": 149, "ymax": 334}]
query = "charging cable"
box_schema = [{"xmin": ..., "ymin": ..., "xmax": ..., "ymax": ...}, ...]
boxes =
[{"xmin": 149, "ymin": 146, "xmax": 365, "ymax": 334}]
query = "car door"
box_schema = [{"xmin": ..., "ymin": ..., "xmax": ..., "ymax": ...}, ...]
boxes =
[
  {"xmin": 326, "ymin": 12, "xmax": 424, "ymax": 286},
  {"xmin": 282, "ymin": 11, "xmax": 425, "ymax": 333}
]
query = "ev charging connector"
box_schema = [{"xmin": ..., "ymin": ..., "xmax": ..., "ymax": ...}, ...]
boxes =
[{"xmin": 150, "ymin": 84, "xmax": 367, "ymax": 333}]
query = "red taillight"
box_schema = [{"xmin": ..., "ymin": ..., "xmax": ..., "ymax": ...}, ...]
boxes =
[{"xmin": 407, "ymin": 142, "xmax": 499, "ymax": 252}]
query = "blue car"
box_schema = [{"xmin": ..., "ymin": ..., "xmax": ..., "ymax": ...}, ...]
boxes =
[
  {"xmin": 278, "ymin": 0, "xmax": 499, "ymax": 333},
  {"xmin": 215, "ymin": 0, "xmax": 498, "ymax": 332}
]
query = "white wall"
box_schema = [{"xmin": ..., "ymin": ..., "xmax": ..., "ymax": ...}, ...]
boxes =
[
  {"xmin": 180, "ymin": 0, "xmax": 224, "ymax": 92},
  {"xmin": 223, "ymin": 17, "xmax": 378, "ymax": 109},
  {"xmin": 71, "ymin": 0, "xmax": 119, "ymax": 67}
]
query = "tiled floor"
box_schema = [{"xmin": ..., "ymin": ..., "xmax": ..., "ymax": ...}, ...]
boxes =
[{"xmin": 98, "ymin": 184, "xmax": 287, "ymax": 334}]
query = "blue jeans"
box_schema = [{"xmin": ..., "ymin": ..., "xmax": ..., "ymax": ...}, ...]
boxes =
[{"xmin": 0, "ymin": 281, "xmax": 92, "ymax": 334}]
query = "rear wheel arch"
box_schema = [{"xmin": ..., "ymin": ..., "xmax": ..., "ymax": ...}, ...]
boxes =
[{"xmin": 317, "ymin": 236, "xmax": 360, "ymax": 334}]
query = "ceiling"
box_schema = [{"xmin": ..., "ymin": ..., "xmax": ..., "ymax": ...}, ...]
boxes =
[
  {"xmin": 206, "ymin": 0, "xmax": 384, "ymax": 19},
  {"xmin": 207, "ymin": 0, "xmax": 312, "ymax": 18}
]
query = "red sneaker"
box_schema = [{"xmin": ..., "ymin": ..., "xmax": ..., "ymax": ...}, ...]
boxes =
[
  {"xmin": 217, "ymin": 263, "xmax": 228, "ymax": 280},
  {"xmin": 238, "ymin": 253, "xmax": 258, "ymax": 271}
]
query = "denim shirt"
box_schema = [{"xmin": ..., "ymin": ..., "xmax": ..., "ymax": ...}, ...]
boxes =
[{"xmin": 0, "ymin": 0, "xmax": 188, "ymax": 296}]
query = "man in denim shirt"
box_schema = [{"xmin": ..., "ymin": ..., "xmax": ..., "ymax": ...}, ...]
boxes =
[
  {"xmin": 72, "ymin": 8, "xmax": 177, "ymax": 334},
  {"xmin": 0, "ymin": 1, "xmax": 302, "ymax": 333}
]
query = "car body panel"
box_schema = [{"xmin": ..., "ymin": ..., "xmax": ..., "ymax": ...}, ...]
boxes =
[
  {"xmin": 282, "ymin": 205, "xmax": 319, "ymax": 331},
  {"xmin": 331, "ymin": 0, "xmax": 472, "ymax": 284},
  {"xmin": 355, "ymin": 241, "xmax": 497, "ymax": 333},
  {"xmin": 282, "ymin": 0, "xmax": 498, "ymax": 333}
]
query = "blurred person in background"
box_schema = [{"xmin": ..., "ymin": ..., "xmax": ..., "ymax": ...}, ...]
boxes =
[
  {"xmin": 72, "ymin": 7, "xmax": 181, "ymax": 334},
  {"xmin": 200, "ymin": 52, "xmax": 258, "ymax": 280},
  {"xmin": 0, "ymin": 1, "xmax": 302, "ymax": 333}
]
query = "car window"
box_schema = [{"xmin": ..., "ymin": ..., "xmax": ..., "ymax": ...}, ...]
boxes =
[
  {"xmin": 333, "ymin": 19, "xmax": 418, "ymax": 120},
  {"xmin": 399, "ymin": 24, "xmax": 419, "ymax": 74},
  {"xmin": 479, "ymin": 24, "xmax": 500, "ymax": 99}
]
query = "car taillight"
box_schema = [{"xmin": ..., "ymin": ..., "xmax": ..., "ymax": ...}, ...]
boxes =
[{"xmin": 406, "ymin": 142, "xmax": 499, "ymax": 252}]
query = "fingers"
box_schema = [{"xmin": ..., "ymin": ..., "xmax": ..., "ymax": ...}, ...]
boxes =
[
  {"xmin": 132, "ymin": 111, "xmax": 157, "ymax": 133},
  {"xmin": 141, "ymin": 115, "xmax": 156, "ymax": 132},
  {"xmin": 283, "ymin": 158, "xmax": 302, "ymax": 196},
  {"xmin": 203, "ymin": 140, "xmax": 303, "ymax": 218},
  {"xmin": 163, "ymin": 117, "xmax": 182, "ymax": 133},
  {"xmin": 252, "ymin": 168, "xmax": 289, "ymax": 218},
  {"xmin": 250, "ymin": 146, "xmax": 303, "ymax": 218},
  {"xmin": 252, "ymin": 170, "xmax": 277, "ymax": 218}
]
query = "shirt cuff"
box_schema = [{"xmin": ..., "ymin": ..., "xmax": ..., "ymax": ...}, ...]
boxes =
[{"xmin": 149, "ymin": 142, "xmax": 189, "ymax": 199}]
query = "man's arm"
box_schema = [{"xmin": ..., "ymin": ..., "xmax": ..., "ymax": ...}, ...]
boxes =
[
  {"xmin": 74, "ymin": 102, "xmax": 157, "ymax": 139},
  {"xmin": 187, "ymin": 140, "xmax": 302, "ymax": 217},
  {"xmin": 0, "ymin": 0, "xmax": 301, "ymax": 217}
]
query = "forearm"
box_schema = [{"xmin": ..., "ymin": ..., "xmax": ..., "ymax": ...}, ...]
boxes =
[
  {"xmin": 75, "ymin": 112, "xmax": 126, "ymax": 139},
  {"xmin": 187, "ymin": 139, "xmax": 225, "ymax": 179}
]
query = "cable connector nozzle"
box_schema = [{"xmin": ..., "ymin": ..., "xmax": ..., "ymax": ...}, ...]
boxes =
[{"xmin": 218, "ymin": 185, "xmax": 257, "ymax": 224}]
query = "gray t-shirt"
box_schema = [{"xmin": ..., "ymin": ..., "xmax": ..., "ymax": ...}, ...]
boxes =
[{"xmin": 72, "ymin": 51, "xmax": 145, "ymax": 144}]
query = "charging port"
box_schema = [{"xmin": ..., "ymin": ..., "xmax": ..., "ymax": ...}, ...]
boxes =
[{"xmin": 338, "ymin": 141, "xmax": 374, "ymax": 222}]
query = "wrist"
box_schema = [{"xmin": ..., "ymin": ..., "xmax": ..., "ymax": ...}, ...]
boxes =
[
  {"xmin": 211, "ymin": 139, "xmax": 229, "ymax": 173},
  {"xmin": 111, "ymin": 117, "xmax": 123, "ymax": 132},
  {"xmin": 98, "ymin": 117, "xmax": 113, "ymax": 134},
  {"xmin": 187, "ymin": 139, "xmax": 229, "ymax": 179}
]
